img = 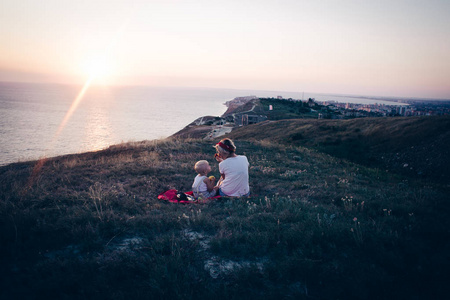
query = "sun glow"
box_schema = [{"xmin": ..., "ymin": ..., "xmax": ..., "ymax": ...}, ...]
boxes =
[
  {"xmin": 88, "ymin": 60, "xmax": 109, "ymax": 79},
  {"xmin": 82, "ymin": 56, "xmax": 115, "ymax": 85}
]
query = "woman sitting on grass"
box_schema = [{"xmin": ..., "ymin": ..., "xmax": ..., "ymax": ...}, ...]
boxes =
[{"xmin": 214, "ymin": 138, "xmax": 250, "ymax": 197}]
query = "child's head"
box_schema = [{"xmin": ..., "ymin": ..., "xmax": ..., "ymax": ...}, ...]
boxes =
[{"xmin": 194, "ymin": 160, "xmax": 211, "ymax": 175}]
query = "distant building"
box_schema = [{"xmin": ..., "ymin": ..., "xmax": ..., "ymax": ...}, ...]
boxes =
[
  {"xmin": 399, "ymin": 106, "xmax": 407, "ymax": 116},
  {"xmin": 234, "ymin": 113, "xmax": 268, "ymax": 126}
]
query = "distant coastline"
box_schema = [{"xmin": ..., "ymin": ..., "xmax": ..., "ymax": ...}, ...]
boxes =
[
  {"xmin": 172, "ymin": 95, "xmax": 450, "ymax": 140},
  {"xmin": 1, "ymin": 81, "xmax": 449, "ymax": 166}
]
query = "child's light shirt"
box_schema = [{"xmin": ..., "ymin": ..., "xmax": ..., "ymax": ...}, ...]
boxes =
[{"xmin": 192, "ymin": 175, "xmax": 216, "ymax": 199}]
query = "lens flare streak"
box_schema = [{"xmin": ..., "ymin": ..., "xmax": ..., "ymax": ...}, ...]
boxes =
[
  {"xmin": 24, "ymin": 76, "xmax": 95, "ymax": 193},
  {"xmin": 55, "ymin": 76, "xmax": 94, "ymax": 139},
  {"xmin": 24, "ymin": 18, "xmax": 131, "ymax": 194}
]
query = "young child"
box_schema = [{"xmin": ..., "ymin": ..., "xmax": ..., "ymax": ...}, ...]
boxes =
[{"xmin": 192, "ymin": 160, "xmax": 217, "ymax": 199}]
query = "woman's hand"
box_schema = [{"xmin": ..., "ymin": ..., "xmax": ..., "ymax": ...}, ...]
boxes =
[
  {"xmin": 214, "ymin": 153, "xmax": 223, "ymax": 162},
  {"xmin": 215, "ymin": 174, "xmax": 224, "ymax": 187}
]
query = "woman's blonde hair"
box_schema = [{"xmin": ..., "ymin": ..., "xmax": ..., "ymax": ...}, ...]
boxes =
[{"xmin": 214, "ymin": 138, "xmax": 236, "ymax": 155}]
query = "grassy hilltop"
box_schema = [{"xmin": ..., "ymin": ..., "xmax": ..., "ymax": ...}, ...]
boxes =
[
  {"xmin": 1, "ymin": 116, "xmax": 449, "ymax": 299},
  {"xmin": 228, "ymin": 116, "xmax": 450, "ymax": 182}
]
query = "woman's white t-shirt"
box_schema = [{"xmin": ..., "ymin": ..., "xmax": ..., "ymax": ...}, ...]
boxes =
[{"xmin": 219, "ymin": 155, "xmax": 250, "ymax": 197}]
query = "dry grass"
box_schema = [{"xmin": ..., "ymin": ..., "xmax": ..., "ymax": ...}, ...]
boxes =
[{"xmin": 228, "ymin": 116, "xmax": 450, "ymax": 182}]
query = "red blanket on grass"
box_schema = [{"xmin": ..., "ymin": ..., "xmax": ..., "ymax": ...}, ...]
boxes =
[{"xmin": 157, "ymin": 189, "xmax": 220, "ymax": 204}]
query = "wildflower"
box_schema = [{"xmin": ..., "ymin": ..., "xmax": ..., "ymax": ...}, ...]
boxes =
[{"xmin": 353, "ymin": 217, "xmax": 358, "ymax": 222}]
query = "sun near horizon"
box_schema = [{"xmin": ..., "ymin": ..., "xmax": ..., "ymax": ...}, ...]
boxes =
[{"xmin": 1, "ymin": 0, "xmax": 450, "ymax": 99}]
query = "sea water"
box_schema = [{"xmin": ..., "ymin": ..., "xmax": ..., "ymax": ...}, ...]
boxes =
[{"xmin": 0, "ymin": 82, "xmax": 407, "ymax": 166}]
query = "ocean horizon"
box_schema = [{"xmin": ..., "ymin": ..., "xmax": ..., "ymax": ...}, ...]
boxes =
[{"xmin": 0, "ymin": 81, "xmax": 425, "ymax": 166}]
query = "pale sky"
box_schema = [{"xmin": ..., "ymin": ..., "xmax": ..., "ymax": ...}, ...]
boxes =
[{"xmin": 1, "ymin": 0, "xmax": 449, "ymax": 98}]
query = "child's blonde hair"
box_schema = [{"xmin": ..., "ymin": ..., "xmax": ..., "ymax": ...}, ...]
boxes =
[{"xmin": 194, "ymin": 160, "xmax": 209, "ymax": 174}]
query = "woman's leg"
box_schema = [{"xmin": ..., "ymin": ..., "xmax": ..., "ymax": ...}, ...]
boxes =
[
  {"xmin": 218, "ymin": 188, "xmax": 228, "ymax": 197},
  {"xmin": 218, "ymin": 189, "xmax": 250, "ymax": 197}
]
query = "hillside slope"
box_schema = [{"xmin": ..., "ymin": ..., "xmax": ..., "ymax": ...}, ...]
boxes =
[
  {"xmin": 227, "ymin": 116, "xmax": 450, "ymax": 182},
  {"xmin": 1, "ymin": 139, "xmax": 449, "ymax": 299}
]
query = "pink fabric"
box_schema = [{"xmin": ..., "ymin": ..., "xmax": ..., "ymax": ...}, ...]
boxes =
[{"xmin": 158, "ymin": 189, "xmax": 220, "ymax": 204}]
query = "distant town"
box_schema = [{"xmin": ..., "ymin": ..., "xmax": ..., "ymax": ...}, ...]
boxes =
[
  {"xmin": 319, "ymin": 98, "xmax": 450, "ymax": 118},
  {"xmin": 224, "ymin": 95, "xmax": 450, "ymax": 121}
]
